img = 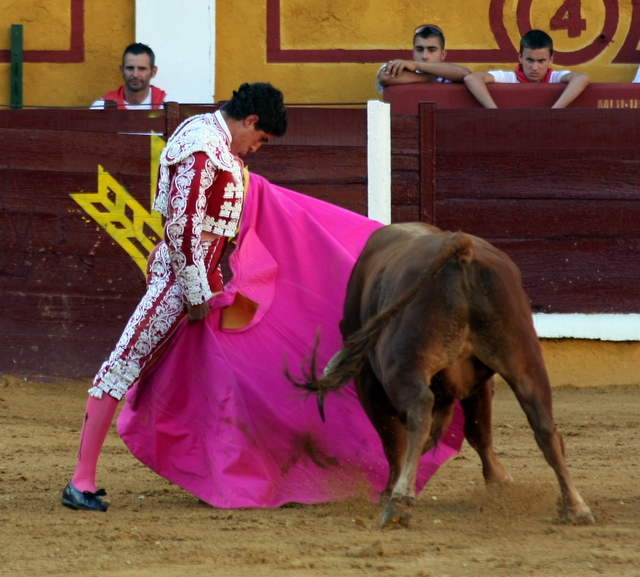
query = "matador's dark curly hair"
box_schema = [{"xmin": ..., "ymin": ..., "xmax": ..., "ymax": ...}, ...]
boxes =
[{"xmin": 221, "ymin": 82, "xmax": 288, "ymax": 137}]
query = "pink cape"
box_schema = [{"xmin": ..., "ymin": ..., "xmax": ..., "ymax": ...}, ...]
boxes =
[{"xmin": 117, "ymin": 173, "xmax": 465, "ymax": 508}]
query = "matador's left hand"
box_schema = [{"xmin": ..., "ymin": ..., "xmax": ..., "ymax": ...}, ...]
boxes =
[{"xmin": 187, "ymin": 302, "xmax": 211, "ymax": 322}]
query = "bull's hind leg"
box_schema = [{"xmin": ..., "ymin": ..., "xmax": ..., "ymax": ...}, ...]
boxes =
[
  {"xmin": 354, "ymin": 363, "xmax": 408, "ymax": 505},
  {"xmin": 461, "ymin": 376, "xmax": 513, "ymax": 485},
  {"xmin": 504, "ymin": 360, "xmax": 594, "ymax": 524},
  {"xmin": 378, "ymin": 369, "xmax": 435, "ymax": 528}
]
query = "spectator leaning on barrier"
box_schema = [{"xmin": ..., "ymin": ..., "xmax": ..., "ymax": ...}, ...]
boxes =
[
  {"xmin": 376, "ymin": 24, "xmax": 470, "ymax": 94},
  {"xmin": 463, "ymin": 29, "xmax": 590, "ymax": 109},
  {"xmin": 91, "ymin": 43, "xmax": 178, "ymax": 109}
]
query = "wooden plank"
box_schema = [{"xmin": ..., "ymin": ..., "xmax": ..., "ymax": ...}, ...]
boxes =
[
  {"xmin": 419, "ymin": 102, "xmax": 436, "ymax": 223},
  {"xmin": 436, "ymin": 158, "xmax": 640, "ymax": 200},
  {"xmin": 247, "ymin": 146, "xmax": 367, "ymax": 183},
  {"xmin": 391, "ymin": 171, "xmax": 420, "ymax": 204},
  {"xmin": 391, "ymin": 115, "xmax": 420, "ymax": 134},
  {"xmin": 0, "ymin": 129, "xmax": 154, "ymax": 173},
  {"xmin": 282, "ymin": 183, "xmax": 367, "ymax": 214},
  {"xmin": 436, "ymin": 109, "xmax": 640, "ymax": 158},
  {"xmin": 3, "ymin": 315, "xmax": 131, "ymax": 377},
  {"xmin": 3, "ymin": 329, "xmax": 114, "ymax": 376},
  {"xmin": 0, "ymin": 103, "xmax": 367, "ymax": 147},
  {"xmin": 165, "ymin": 101, "xmax": 181, "ymax": 138},
  {"xmin": 475, "ymin": 238, "xmax": 640, "ymax": 313},
  {"xmin": 1, "ymin": 291, "xmax": 141, "ymax": 327},
  {"xmin": 491, "ymin": 238, "xmax": 640, "ymax": 279},
  {"xmin": 386, "ymin": 83, "xmax": 640, "ymax": 114},
  {"xmin": 178, "ymin": 106, "xmax": 368, "ymax": 147},
  {"xmin": 1, "ymin": 203, "xmax": 154, "ymax": 247},
  {"xmin": 390, "ymin": 118, "xmax": 419, "ymax": 151},
  {"xmin": 391, "ymin": 155, "xmax": 419, "ymax": 171},
  {"xmin": 0, "ymin": 170, "xmax": 151, "ymax": 212},
  {"xmin": 177, "ymin": 104, "xmax": 218, "ymax": 119},
  {"xmin": 0, "ymin": 109, "xmax": 167, "ymax": 134},
  {"xmin": 276, "ymin": 108, "xmax": 367, "ymax": 147},
  {"xmin": 0, "ymin": 251, "xmax": 146, "ymax": 295},
  {"xmin": 392, "ymin": 204, "xmax": 420, "ymax": 223},
  {"xmin": 435, "ymin": 199, "xmax": 640, "ymax": 239},
  {"xmin": 522, "ymin": 280, "xmax": 639, "ymax": 314}
]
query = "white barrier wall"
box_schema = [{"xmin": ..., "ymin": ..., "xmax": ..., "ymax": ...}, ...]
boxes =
[
  {"xmin": 367, "ymin": 101, "xmax": 391, "ymax": 225},
  {"xmin": 135, "ymin": 0, "xmax": 216, "ymax": 103},
  {"xmin": 533, "ymin": 314, "xmax": 640, "ymax": 341}
]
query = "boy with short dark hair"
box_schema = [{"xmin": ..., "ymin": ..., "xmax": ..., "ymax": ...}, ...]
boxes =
[
  {"xmin": 376, "ymin": 24, "xmax": 470, "ymax": 93},
  {"xmin": 464, "ymin": 29, "xmax": 590, "ymax": 109}
]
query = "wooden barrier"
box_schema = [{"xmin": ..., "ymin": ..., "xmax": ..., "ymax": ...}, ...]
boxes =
[
  {"xmin": 385, "ymin": 83, "xmax": 640, "ymax": 114},
  {"xmin": 1, "ymin": 102, "xmax": 639, "ymax": 377},
  {"xmin": 0, "ymin": 106, "xmax": 367, "ymax": 377},
  {"xmin": 391, "ymin": 103, "xmax": 640, "ymax": 314}
]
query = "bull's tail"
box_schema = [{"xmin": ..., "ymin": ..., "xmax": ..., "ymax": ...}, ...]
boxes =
[{"xmin": 289, "ymin": 232, "xmax": 474, "ymax": 420}]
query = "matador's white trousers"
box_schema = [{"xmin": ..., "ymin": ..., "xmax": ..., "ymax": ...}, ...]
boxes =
[{"xmin": 89, "ymin": 239, "xmax": 223, "ymax": 400}]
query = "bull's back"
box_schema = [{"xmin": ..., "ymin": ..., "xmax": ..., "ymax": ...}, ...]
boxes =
[
  {"xmin": 342, "ymin": 224, "xmax": 464, "ymax": 333},
  {"xmin": 341, "ymin": 224, "xmax": 433, "ymax": 338},
  {"xmin": 342, "ymin": 223, "xmax": 534, "ymax": 341}
]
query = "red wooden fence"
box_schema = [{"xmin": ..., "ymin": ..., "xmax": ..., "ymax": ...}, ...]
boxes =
[
  {"xmin": 0, "ymin": 106, "xmax": 367, "ymax": 377},
  {"xmin": 391, "ymin": 102, "xmax": 640, "ymax": 314},
  {"xmin": 1, "ymin": 101, "xmax": 639, "ymax": 377}
]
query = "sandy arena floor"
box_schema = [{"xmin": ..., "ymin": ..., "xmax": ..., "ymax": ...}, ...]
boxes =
[{"xmin": 0, "ymin": 374, "xmax": 638, "ymax": 576}]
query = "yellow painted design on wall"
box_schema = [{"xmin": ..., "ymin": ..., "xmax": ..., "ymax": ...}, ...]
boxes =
[
  {"xmin": 217, "ymin": 0, "xmax": 640, "ymax": 104},
  {"xmin": 0, "ymin": 0, "xmax": 133, "ymax": 107},
  {"xmin": 279, "ymin": 0, "xmax": 497, "ymax": 50},
  {"xmin": 2, "ymin": 0, "xmax": 71, "ymax": 51},
  {"xmin": 2, "ymin": 0, "xmax": 639, "ymax": 106},
  {"xmin": 70, "ymin": 135, "xmax": 165, "ymax": 275}
]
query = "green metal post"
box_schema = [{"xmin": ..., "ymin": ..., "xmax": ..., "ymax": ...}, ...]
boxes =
[{"xmin": 11, "ymin": 24, "xmax": 23, "ymax": 109}]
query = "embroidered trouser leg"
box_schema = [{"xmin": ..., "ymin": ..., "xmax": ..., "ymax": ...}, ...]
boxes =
[{"xmin": 89, "ymin": 240, "xmax": 224, "ymax": 400}]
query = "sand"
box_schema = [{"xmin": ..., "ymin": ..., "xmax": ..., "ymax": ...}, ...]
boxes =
[{"xmin": 0, "ymin": 374, "xmax": 638, "ymax": 576}]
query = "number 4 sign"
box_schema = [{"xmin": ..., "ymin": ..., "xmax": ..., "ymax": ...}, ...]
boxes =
[{"xmin": 550, "ymin": 0, "xmax": 588, "ymax": 38}]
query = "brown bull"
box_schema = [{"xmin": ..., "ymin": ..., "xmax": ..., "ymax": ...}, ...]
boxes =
[{"xmin": 296, "ymin": 223, "xmax": 594, "ymax": 527}]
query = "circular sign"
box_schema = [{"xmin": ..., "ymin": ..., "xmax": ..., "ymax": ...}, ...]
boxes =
[{"xmin": 515, "ymin": 0, "xmax": 619, "ymax": 65}]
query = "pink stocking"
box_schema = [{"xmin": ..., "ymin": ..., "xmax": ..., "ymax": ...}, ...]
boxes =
[{"xmin": 71, "ymin": 394, "xmax": 119, "ymax": 493}]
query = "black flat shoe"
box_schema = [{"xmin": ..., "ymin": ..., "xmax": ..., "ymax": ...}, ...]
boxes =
[{"xmin": 61, "ymin": 481, "xmax": 109, "ymax": 512}]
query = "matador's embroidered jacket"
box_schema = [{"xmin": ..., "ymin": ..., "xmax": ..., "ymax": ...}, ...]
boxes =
[{"xmin": 153, "ymin": 111, "xmax": 244, "ymax": 306}]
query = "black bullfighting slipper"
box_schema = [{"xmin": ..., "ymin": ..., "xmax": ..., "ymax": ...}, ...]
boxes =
[{"xmin": 61, "ymin": 481, "xmax": 109, "ymax": 512}]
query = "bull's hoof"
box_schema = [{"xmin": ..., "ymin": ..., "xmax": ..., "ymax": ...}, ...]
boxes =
[
  {"xmin": 381, "ymin": 496, "xmax": 414, "ymax": 528},
  {"xmin": 378, "ymin": 489, "xmax": 392, "ymax": 507},
  {"xmin": 558, "ymin": 499, "xmax": 596, "ymax": 525},
  {"xmin": 486, "ymin": 472, "xmax": 514, "ymax": 486},
  {"xmin": 564, "ymin": 507, "xmax": 596, "ymax": 525},
  {"xmin": 483, "ymin": 464, "xmax": 514, "ymax": 486}
]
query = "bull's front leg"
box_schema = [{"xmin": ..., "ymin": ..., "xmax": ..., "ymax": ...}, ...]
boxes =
[{"xmin": 381, "ymin": 372, "xmax": 435, "ymax": 528}]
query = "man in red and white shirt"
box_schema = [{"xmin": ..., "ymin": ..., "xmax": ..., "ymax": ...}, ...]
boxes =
[
  {"xmin": 91, "ymin": 43, "xmax": 178, "ymax": 109},
  {"xmin": 464, "ymin": 29, "xmax": 590, "ymax": 109}
]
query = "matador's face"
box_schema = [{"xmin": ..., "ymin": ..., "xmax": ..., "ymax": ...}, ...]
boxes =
[{"xmin": 231, "ymin": 116, "xmax": 274, "ymax": 156}]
